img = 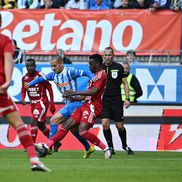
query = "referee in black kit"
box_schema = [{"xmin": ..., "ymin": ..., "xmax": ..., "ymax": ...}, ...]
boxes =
[{"xmin": 101, "ymin": 47, "xmax": 134, "ymax": 155}]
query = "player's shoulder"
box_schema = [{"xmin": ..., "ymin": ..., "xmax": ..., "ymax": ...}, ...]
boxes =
[
  {"xmin": 38, "ymin": 71, "xmax": 45, "ymax": 77},
  {"xmin": 96, "ymin": 70, "xmax": 107, "ymax": 79},
  {"xmin": 22, "ymin": 73, "xmax": 29, "ymax": 80},
  {"xmin": 0, "ymin": 34, "xmax": 12, "ymax": 45}
]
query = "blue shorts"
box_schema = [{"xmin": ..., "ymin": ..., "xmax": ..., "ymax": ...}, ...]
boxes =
[{"xmin": 59, "ymin": 101, "xmax": 83, "ymax": 119}]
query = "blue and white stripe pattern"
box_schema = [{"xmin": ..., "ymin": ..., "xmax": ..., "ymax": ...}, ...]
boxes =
[{"xmin": 43, "ymin": 67, "xmax": 93, "ymax": 103}]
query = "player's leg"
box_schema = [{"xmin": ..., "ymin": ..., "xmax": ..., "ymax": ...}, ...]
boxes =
[
  {"xmin": 70, "ymin": 127, "xmax": 95, "ymax": 158},
  {"xmin": 36, "ymin": 117, "xmax": 78, "ymax": 157},
  {"xmin": 30, "ymin": 120, "xmax": 38, "ymax": 143},
  {"xmin": 62, "ymin": 102, "xmax": 92, "ymax": 154},
  {"xmin": 115, "ymin": 122, "xmax": 134, "ymax": 155},
  {"xmin": 79, "ymin": 122, "xmax": 111, "ymax": 159},
  {"xmin": 36, "ymin": 104, "xmax": 50, "ymax": 139},
  {"xmin": 5, "ymin": 111, "xmax": 51, "ymax": 171},
  {"xmin": 101, "ymin": 99, "xmax": 115, "ymax": 154}
]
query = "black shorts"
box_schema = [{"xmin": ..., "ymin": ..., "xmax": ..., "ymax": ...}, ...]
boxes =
[{"xmin": 101, "ymin": 96, "xmax": 124, "ymax": 122}]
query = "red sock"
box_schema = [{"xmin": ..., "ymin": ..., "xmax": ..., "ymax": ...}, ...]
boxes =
[
  {"xmin": 46, "ymin": 126, "xmax": 68, "ymax": 148},
  {"xmin": 81, "ymin": 130, "xmax": 106, "ymax": 150},
  {"xmin": 17, "ymin": 124, "xmax": 37, "ymax": 158},
  {"xmin": 30, "ymin": 125, "xmax": 38, "ymax": 143},
  {"xmin": 42, "ymin": 128, "xmax": 50, "ymax": 138}
]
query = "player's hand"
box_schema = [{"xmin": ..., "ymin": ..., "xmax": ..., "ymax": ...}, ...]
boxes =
[
  {"xmin": 24, "ymin": 82, "xmax": 30, "ymax": 88},
  {"xmin": 64, "ymin": 90, "xmax": 76, "ymax": 97},
  {"xmin": 124, "ymin": 100, "xmax": 130, "ymax": 109},
  {"xmin": 0, "ymin": 82, "xmax": 10, "ymax": 94},
  {"xmin": 50, "ymin": 104, "xmax": 56, "ymax": 114},
  {"xmin": 21, "ymin": 100, "xmax": 26, "ymax": 105}
]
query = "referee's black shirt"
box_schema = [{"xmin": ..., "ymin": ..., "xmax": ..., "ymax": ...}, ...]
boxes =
[{"xmin": 102, "ymin": 61, "xmax": 126, "ymax": 97}]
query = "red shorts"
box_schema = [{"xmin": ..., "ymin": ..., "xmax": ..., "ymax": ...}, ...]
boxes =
[
  {"xmin": 0, "ymin": 93, "xmax": 18, "ymax": 116},
  {"xmin": 71, "ymin": 103, "xmax": 101, "ymax": 126},
  {"xmin": 31, "ymin": 101, "xmax": 49, "ymax": 122}
]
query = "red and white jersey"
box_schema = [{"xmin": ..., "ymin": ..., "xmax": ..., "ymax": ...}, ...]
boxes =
[
  {"xmin": 21, "ymin": 71, "xmax": 50, "ymax": 105},
  {"xmin": 0, "ymin": 34, "xmax": 14, "ymax": 86},
  {"xmin": 85, "ymin": 69, "xmax": 107, "ymax": 114}
]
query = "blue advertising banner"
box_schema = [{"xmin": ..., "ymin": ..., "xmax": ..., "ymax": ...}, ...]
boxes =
[{"xmin": 10, "ymin": 64, "xmax": 182, "ymax": 104}]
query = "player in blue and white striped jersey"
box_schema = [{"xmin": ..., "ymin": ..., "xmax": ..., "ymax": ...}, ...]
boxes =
[{"xmin": 26, "ymin": 55, "xmax": 95, "ymax": 158}]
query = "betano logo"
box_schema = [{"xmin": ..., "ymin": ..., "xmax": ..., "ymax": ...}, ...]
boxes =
[{"xmin": 136, "ymin": 68, "xmax": 176, "ymax": 102}]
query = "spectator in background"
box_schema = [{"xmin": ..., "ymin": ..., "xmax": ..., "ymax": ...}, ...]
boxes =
[
  {"xmin": 0, "ymin": 0, "xmax": 16, "ymax": 8},
  {"xmin": 126, "ymin": 50, "xmax": 141, "ymax": 65},
  {"xmin": 170, "ymin": 0, "xmax": 182, "ymax": 11},
  {"xmin": 56, "ymin": 49, "xmax": 72, "ymax": 64},
  {"xmin": 12, "ymin": 39, "xmax": 25, "ymax": 64},
  {"xmin": 121, "ymin": 61, "xmax": 143, "ymax": 103},
  {"xmin": 89, "ymin": 0, "xmax": 111, "ymax": 9},
  {"xmin": 29, "ymin": 0, "xmax": 44, "ymax": 8},
  {"xmin": 135, "ymin": 0, "xmax": 150, "ymax": 9},
  {"xmin": 65, "ymin": 0, "xmax": 87, "ymax": 9},
  {"xmin": 114, "ymin": 0, "xmax": 138, "ymax": 9},
  {"xmin": 149, "ymin": 0, "xmax": 170, "ymax": 11},
  {"xmin": 39, "ymin": 0, "xmax": 62, "ymax": 8},
  {"xmin": 17, "ymin": 0, "xmax": 31, "ymax": 9}
]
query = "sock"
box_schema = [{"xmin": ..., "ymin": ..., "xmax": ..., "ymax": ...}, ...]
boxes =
[
  {"xmin": 73, "ymin": 132, "xmax": 90, "ymax": 151},
  {"xmin": 16, "ymin": 124, "xmax": 37, "ymax": 158},
  {"xmin": 80, "ymin": 130, "xmax": 106, "ymax": 150},
  {"xmin": 49, "ymin": 123, "xmax": 58, "ymax": 138},
  {"xmin": 30, "ymin": 125, "xmax": 38, "ymax": 143},
  {"xmin": 103, "ymin": 128, "xmax": 114, "ymax": 149},
  {"xmin": 42, "ymin": 128, "xmax": 50, "ymax": 138},
  {"xmin": 118, "ymin": 127, "xmax": 127, "ymax": 149},
  {"xmin": 46, "ymin": 126, "xmax": 68, "ymax": 148}
]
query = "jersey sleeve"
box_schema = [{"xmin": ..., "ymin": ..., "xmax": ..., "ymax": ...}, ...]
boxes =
[
  {"xmin": 4, "ymin": 38, "xmax": 14, "ymax": 55},
  {"xmin": 70, "ymin": 67, "xmax": 94, "ymax": 79},
  {"xmin": 93, "ymin": 72, "xmax": 107, "ymax": 89},
  {"xmin": 29, "ymin": 72, "xmax": 54, "ymax": 86}
]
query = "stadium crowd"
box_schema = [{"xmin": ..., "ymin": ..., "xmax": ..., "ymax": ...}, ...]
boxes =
[{"xmin": 0, "ymin": 0, "xmax": 181, "ymax": 12}]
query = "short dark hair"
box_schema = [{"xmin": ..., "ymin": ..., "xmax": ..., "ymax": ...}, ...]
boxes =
[
  {"xmin": 104, "ymin": 47, "xmax": 114, "ymax": 54},
  {"xmin": 52, "ymin": 55, "xmax": 63, "ymax": 63},
  {"xmin": 89, "ymin": 54, "xmax": 103, "ymax": 66},
  {"xmin": 122, "ymin": 61, "xmax": 130, "ymax": 66},
  {"xmin": 126, "ymin": 50, "xmax": 136, "ymax": 56},
  {"xmin": 25, "ymin": 58, "xmax": 36, "ymax": 65}
]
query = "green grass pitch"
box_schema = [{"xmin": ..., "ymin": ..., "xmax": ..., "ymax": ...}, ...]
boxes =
[{"xmin": 0, "ymin": 149, "xmax": 182, "ymax": 182}]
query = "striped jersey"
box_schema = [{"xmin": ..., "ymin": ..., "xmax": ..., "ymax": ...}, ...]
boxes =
[{"xmin": 41, "ymin": 67, "xmax": 93, "ymax": 103}]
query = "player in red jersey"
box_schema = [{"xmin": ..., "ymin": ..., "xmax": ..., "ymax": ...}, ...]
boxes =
[
  {"xmin": 0, "ymin": 13, "xmax": 50, "ymax": 172},
  {"xmin": 21, "ymin": 58, "xmax": 56, "ymax": 143},
  {"xmin": 35, "ymin": 54, "xmax": 112, "ymax": 159}
]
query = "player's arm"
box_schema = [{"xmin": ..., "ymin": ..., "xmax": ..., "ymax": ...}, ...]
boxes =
[
  {"xmin": 69, "ymin": 95, "xmax": 86, "ymax": 101},
  {"xmin": 25, "ymin": 72, "xmax": 54, "ymax": 88},
  {"xmin": 131, "ymin": 75, "xmax": 143, "ymax": 100},
  {"xmin": 82, "ymin": 70, "xmax": 94, "ymax": 79},
  {"xmin": 21, "ymin": 78, "xmax": 27, "ymax": 105},
  {"xmin": 71, "ymin": 68, "xmax": 94, "ymax": 79},
  {"xmin": 0, "ymin": 52, "xmax": 13, "ymax": 94},
  {"xmin": 122, "ymin": 77, "xmax": 130, "ymax": 109},
  {"xmin": 44, "ymin": 82, "xmax": 56, "ymax": 114},
  {"xmin": 65, "ymin": 86, "xmax": 99, "ymax": 97}
]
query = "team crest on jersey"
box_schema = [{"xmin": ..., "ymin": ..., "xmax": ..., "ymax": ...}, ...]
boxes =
[{"xmin": 111, "ymin": 70, "xmax": 118, "ymax": 79}]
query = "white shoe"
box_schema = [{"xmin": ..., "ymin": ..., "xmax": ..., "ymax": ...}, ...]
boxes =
[
  {"xmin": 31, "ymin": 161, "xmax": 51, "ymax": 172},
  {"xmin": 104, "ymin": 148, "xmax": 112, "ymax": 159}
]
